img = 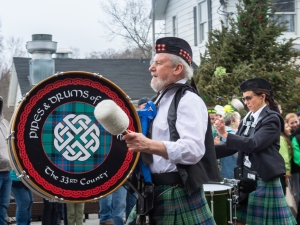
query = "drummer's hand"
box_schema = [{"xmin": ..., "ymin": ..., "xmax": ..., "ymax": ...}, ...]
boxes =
[
  {"xmin": 214, "ymin": 136, "xmax": 220, "ymax": 145},
  {"xmin": 122, "ymin": 132, "xmax": 168, "ymax": 159},
  {"xmin": 214, "ymin": 118, "xmax": 228, "ymax": 139}
]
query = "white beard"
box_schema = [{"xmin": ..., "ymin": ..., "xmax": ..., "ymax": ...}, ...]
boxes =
[{"xmin": 150, "ymin": 76, "xmax": 171, "ymax": 92}]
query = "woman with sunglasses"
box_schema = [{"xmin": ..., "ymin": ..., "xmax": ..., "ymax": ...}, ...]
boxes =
[{"xmin": 214, "ymin": 78, "xmax": 296, "ymax": 225}]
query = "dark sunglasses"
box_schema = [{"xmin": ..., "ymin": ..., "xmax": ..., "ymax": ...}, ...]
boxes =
[{"xmin": 242, "ymin": 95, "xmax": 257, "ymax": 102}]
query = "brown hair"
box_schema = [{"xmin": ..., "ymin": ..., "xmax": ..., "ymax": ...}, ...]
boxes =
[{"xmin": 253, "ymin": 90, "xmax": 279, "ymax": 112}]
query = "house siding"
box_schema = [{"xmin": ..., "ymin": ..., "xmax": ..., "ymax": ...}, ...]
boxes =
[{"xmin": 162, "ymin": 0, "xmax": 300, "ymax": 66}]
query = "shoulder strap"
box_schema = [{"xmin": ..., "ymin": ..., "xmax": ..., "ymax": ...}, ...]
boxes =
[
  {"xmin": 153, "ymin": 83, "xmax": 197, "ymax": 106},
  {"xmin": 168, "ymin": 84, "xmax": 197, "ymax": 141}
]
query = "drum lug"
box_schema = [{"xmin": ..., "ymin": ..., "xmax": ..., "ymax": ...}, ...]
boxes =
[
  {"xmin": 6, "ymin": 131, "xmax": 14, "ymax": 141},
  {"xmin": 18, "ymin": 92, "xmax": 30, "ymax": 104},
  {"xmin": 93, "ymin": 73, "xmax": 103, "ymax": 79},
  {"xmin": 17, "ymin": 170, "xmax": 30, "ymax": 179}
]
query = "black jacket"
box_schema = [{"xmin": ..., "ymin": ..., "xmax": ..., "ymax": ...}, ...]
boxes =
[{"xmin": 215, "ymin": 106, "xmax": 286, "ymax": 181}]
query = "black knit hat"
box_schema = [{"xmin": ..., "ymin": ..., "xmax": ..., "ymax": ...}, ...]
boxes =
[
  {"xmin": 240, "ymin": 78, "xmax": 273, "ymax": 96},
  {"xmin": 138, "ymin": 97, "xmax": 150, "ymax": 106},
  {"xmin": 155, "ymin": 37, "xmax": 192, "ymax": 66}
]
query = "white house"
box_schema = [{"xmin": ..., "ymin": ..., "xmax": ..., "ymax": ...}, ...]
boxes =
[{"xmin": 152, "ymin": 0, "xmax": 300, "ymax": 66}]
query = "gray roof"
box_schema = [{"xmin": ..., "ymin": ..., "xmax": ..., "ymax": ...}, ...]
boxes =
[{"xmin": 13, "ymin": 57, "xmax": 156, "ymax": 100}]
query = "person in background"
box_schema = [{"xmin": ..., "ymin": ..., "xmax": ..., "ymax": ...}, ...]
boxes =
[
  {"xmin": 224, "ymin": 112, "xmax": 241, "ymax": 132},
  {"xmin": 207, "ymin": 107, "xmax": 217, "ymax": 126},
  {"xmin": 286, "ymin": 113, "xmax": 299, "ymax": 133},
  {"xmin": 279, "ymin": 123, "xmax": 293, "ymax": 195},
  {"xmin": 10, "ymin": 170, "xmax": 33, "ymax": 225},
  {"xmin": 0, "ymin": 96, "xmax": 12, "ymax": 225},
  {"xmin": 297, "ymin": 111, "xmax": 300, "ymax": 122},
  {"xmin": 66, "ymin": 202, "xmax": 85, "ymax": 225},
  {"xmin": 137, "ymin": 97, "xmax": 150, "ymax": 110},
  {"xmin": 99, "ymin": 186, "xmax": 127, "ymax": 225},
  {"xmin": 42, "ymin": 199, "xmax": 58, "ymax": 225},
  {"xmin": 288, "ymin": 113, "xmax": 300, "ymax": 223},
  {"xmin": 214, "ymin": 107, "xmax": 239, "ymax": 179}
]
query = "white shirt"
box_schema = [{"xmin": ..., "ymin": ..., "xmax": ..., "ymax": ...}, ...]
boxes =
[
  {"xmin": 251, "ymin": 104, "xmax": 267, "ymax": 122},
  {"xmin": 149, "ymin": 79, "xmax": 208, "ymax": 173}
]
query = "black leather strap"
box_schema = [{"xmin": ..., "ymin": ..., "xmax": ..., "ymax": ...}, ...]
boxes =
[{"xmin": 151, "ymin": 172, "xmax": 183, "ymax": 186}]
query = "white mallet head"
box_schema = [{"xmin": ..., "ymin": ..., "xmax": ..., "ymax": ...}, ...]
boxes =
[
  {"xmin": 231, "ymin": 98, "xmax": 244, "ymax": 111},
  {"xmin": 94, "ymin": 100, "xmax": 129, "ymax": 135}
]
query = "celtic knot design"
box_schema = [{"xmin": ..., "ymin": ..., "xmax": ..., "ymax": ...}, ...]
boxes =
[{"xmin": 54, "ymin": 114, "xmax": 100, "ymax": 161}]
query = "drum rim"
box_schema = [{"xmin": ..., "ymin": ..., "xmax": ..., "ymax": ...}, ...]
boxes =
[
  {"xmin": 9, "ymin": 71, "xmax": 142, "ymax": 202},
  {"xmin": 203, "ymin": 183, "xmax": 234, "ymax": 195}
]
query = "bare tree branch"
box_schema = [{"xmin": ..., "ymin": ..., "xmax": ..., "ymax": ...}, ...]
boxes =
[
  {"xmin": 69, "ymin": 46, "xmax": 81, "ymax": 59},
  {"xmin": 99, "ymin": 0, "xmax": 152, "ymax": 58}
]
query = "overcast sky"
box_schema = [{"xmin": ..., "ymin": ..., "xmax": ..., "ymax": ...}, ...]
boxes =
[{"xmin": 0, "ymin": 0, "xmax": 128, "ymax": 58}]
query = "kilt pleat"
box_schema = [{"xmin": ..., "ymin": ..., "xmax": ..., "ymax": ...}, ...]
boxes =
[
  {"xmin": 236, "ymin": 177, "xmax": 296, "ymax": 225},
  {"xmin": 151, "ymin": 185, "xmax": 215, "ymax": 225}
]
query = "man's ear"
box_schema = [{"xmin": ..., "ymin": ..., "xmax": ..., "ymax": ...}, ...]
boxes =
[{"xmin": 173, "ymin": 64, "xmax": 183, "ymax": 76}]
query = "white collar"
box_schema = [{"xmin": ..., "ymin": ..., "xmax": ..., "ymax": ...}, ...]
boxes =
[{"xmin": 251, "ymin": 104, "xmax": 267, "ymax": 122}]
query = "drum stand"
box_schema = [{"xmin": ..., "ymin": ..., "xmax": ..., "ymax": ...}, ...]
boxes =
[{"xmin": 223, "ymin": 178, "xmax": 240, "ymax": 225}]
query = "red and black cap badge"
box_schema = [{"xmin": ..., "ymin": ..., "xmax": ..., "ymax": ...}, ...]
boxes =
[{"xmin": 155, "ymin": 37, "xmax": 192, "ymax": 66}]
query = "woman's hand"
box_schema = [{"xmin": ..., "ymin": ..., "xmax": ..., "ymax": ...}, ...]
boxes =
[{"xmin": 214, "ymin": 118, "xmax": 228, "ymax": 139}]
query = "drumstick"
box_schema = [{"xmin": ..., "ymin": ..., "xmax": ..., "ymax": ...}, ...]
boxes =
[{"xmin": 94, "ymin": 100, "xmax": 129, "ymax": 135}]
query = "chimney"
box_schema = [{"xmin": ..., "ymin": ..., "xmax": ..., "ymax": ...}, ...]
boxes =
[
  {"xmin": 55, "ymin": 48, "xmax": 72, "ymax": 59},
  {"xmin": 26, "ymin": 34, "xmax": 57, "ymax": 85}
]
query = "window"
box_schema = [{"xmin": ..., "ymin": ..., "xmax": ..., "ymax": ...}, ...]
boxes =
[
  {"xmin": 274, "ymin": 0, "xmax": 295, "ymax": 32},
  {"xmin": 198, "ymin": 1, "xmax": 208, "ymax": 43},
  {"xmin": 172, "ymin": 16, "xmax": 177, "ymax": 36},
  {"xmin": 194, "ymin": 7, "xmax": 198, "ymax": 46}
]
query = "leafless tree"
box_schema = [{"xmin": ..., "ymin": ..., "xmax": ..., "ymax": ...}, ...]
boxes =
[
  {"xmin": 69, "ymin": 46, "xmax": 81, "ymax": 59},
  {"xmin": 0, "ymin": 20, "xmax": 6, "ymax": 79},
  {"xmin": 99, "ymin": 0, "xmax": 152, "ymax": 58},
  {"xmin": 85, "ymin": 47, "xmax": 150, "ymax": 59},
  {"xmin": 6, "ymin": 36, "xmax": 26, "ymax": 58},
  {"xmin": 0, "ymin": 36, "xmax": 26, "ymax": 77}
]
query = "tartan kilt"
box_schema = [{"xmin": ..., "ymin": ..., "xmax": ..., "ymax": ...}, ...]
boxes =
[
  {"xmin": 236, "ymin": 177, "xmax": 297, "ymax": 225},
  {"xmin": 150, "ymin": 185, "xmax": 215, "ymax": 225}
]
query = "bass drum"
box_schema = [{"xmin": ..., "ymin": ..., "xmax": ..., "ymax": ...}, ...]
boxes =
[{"xmin": 8, "ymin": 71, "xmax": 141, "ymax": 202}]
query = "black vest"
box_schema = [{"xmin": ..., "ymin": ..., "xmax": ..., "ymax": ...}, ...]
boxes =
[{"xmin": 153, "ymin": 83, "xmax": 220, "ymax": 195}]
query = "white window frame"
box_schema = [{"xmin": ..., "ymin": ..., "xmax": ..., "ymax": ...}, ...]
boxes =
[
  {"xmin": 198, "ymin": 0, "xmax": 208, "ymax": 44},
  {"xmin": 172, "ymin": 16, "xmax": 178, "ymax": 37},
  {"xmin": 274, "ymin": 0, "xmax": 295, "ymax": 33}
]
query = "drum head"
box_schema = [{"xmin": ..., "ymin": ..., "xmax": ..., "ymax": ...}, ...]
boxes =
[
  {"xmin": 203, "ymin": 183, "xmax": 232, "ymax": 193},
  {"xmin": 9, "ymin": 71, "xmax": 141, "ymax": 202}
]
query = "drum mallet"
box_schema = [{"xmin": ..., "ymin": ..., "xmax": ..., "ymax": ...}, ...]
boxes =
[
  {"xmin": 94, "ymin": 99, "xmax": 129, "ymax": 135},
  {"xmin": 93, "ymin": 99, "xmax": 152, "ymax": 198}
]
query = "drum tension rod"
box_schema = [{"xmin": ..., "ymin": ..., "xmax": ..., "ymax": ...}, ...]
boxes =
[
  {"xmin": 210, "ymin": 191, "xmax": 214, "ymax": 217},
  {"xmin": 6, "ymin": 131, "xmax": 14, "ymax": 140},
  {"xmin": 17, "ymin": 171, "xmax": 29, "ymax": 179}
]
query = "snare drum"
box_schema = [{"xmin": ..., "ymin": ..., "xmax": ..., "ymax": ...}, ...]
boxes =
[
  {"xmin": 8, "ymin": 71, "xmax": 141, "ymax": 202},
  {"xmin": 203, "ymin": 183, "xmax": 234, "ymax": 225}
]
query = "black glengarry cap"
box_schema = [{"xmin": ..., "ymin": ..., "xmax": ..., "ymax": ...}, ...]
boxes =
[
  {"xmin": 240, "ymin": 78, "xmax": 273, "ymax": 96},
  {"xmin": 155, "ymin": 37, "xmax": 192, "ymax": 66}
]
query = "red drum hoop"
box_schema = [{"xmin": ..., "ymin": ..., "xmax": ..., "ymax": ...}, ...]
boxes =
[{"xmin": 8, "ymin": 71, "xmax": 141, "ymax": 202}]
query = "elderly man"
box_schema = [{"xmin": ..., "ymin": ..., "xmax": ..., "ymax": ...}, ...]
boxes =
[{"xmin": 122, "ymin": 37, "xmax": 219, "ymax": 225}]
